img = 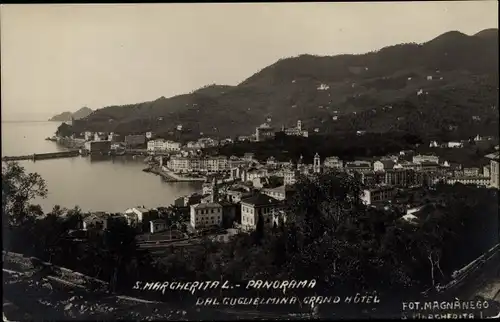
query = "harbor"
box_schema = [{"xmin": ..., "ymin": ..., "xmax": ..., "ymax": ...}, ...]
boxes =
[{"xmin": 143, "ymin": 165, "xmax": 206, "ymax": 182}]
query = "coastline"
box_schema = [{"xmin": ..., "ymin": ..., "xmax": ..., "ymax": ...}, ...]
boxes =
[{"xmin": 144, "ymin": 166, "xmax": 206, "ymax": 182}]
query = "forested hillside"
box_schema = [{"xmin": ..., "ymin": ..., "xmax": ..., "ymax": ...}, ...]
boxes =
[{"xmin": 69, "ymin": 29, "xmax": 498, "ymax": 140}]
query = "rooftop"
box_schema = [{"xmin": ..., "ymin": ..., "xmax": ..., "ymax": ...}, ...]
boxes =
[
  {"xmin": 485, "ymin": 152, "xmax": 500, "ymax": 161},
  {"xmin": 191, "ymin": 202, "xmax": 222, "ymax": 209},
  {"xmin": 262, "ymin": 185, "xmax": 296, "ymax": 194},
  {"xmin": 376, "ymin": 160, "xmax": 396, "ymax": 168},
  {"xmin": 241, "ymin": 193, "xmax": 281, "ymax": 206}
]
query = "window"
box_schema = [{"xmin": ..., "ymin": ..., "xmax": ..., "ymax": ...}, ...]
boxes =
[{"xmin": 211, "ymin": 209, "xmax": 214, "ymax": 214}]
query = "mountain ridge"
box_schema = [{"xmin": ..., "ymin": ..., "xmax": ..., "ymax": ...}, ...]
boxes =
[{"xmin": 69, "ymin": 28, "xmax": 498, "ymax": 140}]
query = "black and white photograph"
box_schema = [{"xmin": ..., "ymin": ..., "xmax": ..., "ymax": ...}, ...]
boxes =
[{"xmin": 1, "ymin": 2, "xmax": 499, "ymax": 320}]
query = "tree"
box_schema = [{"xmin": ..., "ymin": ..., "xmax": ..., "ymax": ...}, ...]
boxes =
[
  {"xmin": 2, "ymin": 162, "xmax": 48, "ymax": 254},
  {"xmin": 2, "ymin": 162, "xmax": 48, "ymax": 226}
]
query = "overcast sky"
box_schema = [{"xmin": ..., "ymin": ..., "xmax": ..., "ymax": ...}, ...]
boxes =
[{"xmin": 1, "ymin": 2, "xmax": 498, "ymax": 120}]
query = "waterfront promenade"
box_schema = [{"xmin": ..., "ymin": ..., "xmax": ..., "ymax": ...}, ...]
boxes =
[{"xmin": 145, "ymin": 166, "xmax": 206, "ymax": 182}]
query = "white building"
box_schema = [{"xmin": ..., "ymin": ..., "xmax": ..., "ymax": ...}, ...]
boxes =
[
  {"xmin": 413, "ymin": 154, "xmax": 439, "ymax": 164},
  {"xmin": 323, "ymin": 156, "xmax": 343, "ymax": 169},
  {"xmin": 374, "ymin": 160, "xmax": 396, "ymax": 172},
  {"xmin": 283, "ymin": 168, "xmax": 300, "ymax": 185},
  {"xmin": 149, "ymin": 219, "xmax": 167, "ymax": 234},
  {"xmin": 108, "ymin": 132, "xmax": 122, "ymax": 142},
  {"xmin": 240, "ymin": 194, "xmax": 283, "ymax": 231},
  {"xmin": 284, "ymin": 120, "xmax": 308, "ymax": 137},
  {"xmin": 165, "ymin": 141, "xmax": 181, "ymax": 151},
  {"xmin": 361, "ymin": 186, "xmax": 396, "ymax": 205},
  {"xmin": 147, "ymin": 139, "xmax": 167, "ymax": 152},
  {"xmin": 447, "ymin": 141, "xmax": 463, "ymax": 148},
  {"xmin": 486, "ymin": 152, "xmax": 499, "ymax": 189},
  {"xmin": 190, "ymin": 203, "xmax": 223, "ymax": 229},
  {"xmin": 446, "ymin": 177, "xmax": 490, "ymax": 187},
  {"xmin": 255, "ymin": 123, "xmax": 275, "ymax": 142},
  {"xmin": 261, "ymin": 185, "xmax": 296, "ymax": 201},
  {"xmin": 84, "ymin": 131, "xmax": 94, "ymax": 141},
  {"xmin": 124, "ymin": 207, "xmax": 149, "ymax": 224},
  {"xmin": 93, "ymin": 132, "xmax": 108, "ymax": 141},
  {"xmin": 146, "ymin": 131, "xmax": 154, "ymax": 140},
  {"xmin": 147, "ymin": 139, "xmax": 181, "ymax": 152}
]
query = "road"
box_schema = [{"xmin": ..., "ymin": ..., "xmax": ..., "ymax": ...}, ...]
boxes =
[{"xmin": 449, "ymin": 247, "xmax": 500, "ymax": 313}]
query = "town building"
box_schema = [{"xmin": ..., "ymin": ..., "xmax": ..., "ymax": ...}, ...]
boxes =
[
  {"xmin": 237, "ymin": 135, "xmax": 253, "ymax": 142},
  {"xmin": 323, "ymin": 156, "xmax": 343, "ymax": 169},
  {"xmin": 463, "ymin": 167, "xmax": 480, "ymax": 177},
  {"xmin": 84, "ymin": 140, "xmax": 111, "ymax": 154},
  {"xmin": 283, "ymin": 120, "xmax": 309, "ymax": 137},
  {"xmin": 225, "ymin": 186, "xmax": 253, "ymax": 203},
  {"xmin": 124, "ymin": 134, "xmax": 146, "ymax": 147},
  {"xmin": 149, "ymin": 219, "xmax": 167, "ymax": 234},
  {"xmin": 266, "ymin": 156, "xmax": 278, "ymax": 167},
  {"xmin": 361, "ymin": 186, "xmax": 396, "ymax": 205},
  {"xmin": 108, "ymin": 133, "xmax": 123, "ymax": 142},
  {"xmin": 82, "ymin": 213, "xmax": 109, "ymax": 230},
  {"xmin": 313, "ymin": 153, "xmax": 322, "ymax": 173},
  {"xmin": 360, "ymin": 171, "xmax": 385, "ymax": 186},
  {"xmin": 446, "ymin": 177, "xmax": 490, "ymax": 187},
  {"xmin": 174, "ymin": 193, "xmax": 203, "ymax": 207},
  {"xmin": 483, "ymin": 165, "xmax": 491, "ymax": 178},
  {"xmin": 385, "ymin": 169, "xmax": 411, "ymax": 186},
  {"xmin": 252, "ymin": 177, "xmax": 269, "ymax": 189},
  {"xmin": 345, "ymin": 161, "xmax": 372, "ymax": 174},
  {"xmin": 413, "ymin": 154, "xmax": 439, "ymax": 164},
  {"xmin": 84, "ymin": 131, "xmax": 94, "ymax": 141},
  {"xmin": 447, "ymin": 141, "xmax": 464, "ymax": 148},
  {"xmin": 124, "ymin": 207, "xmax": 150, "ymax": 225},
  {"xmin": 166, "ymin": 155, "xmax": 230, "ymax": 174},
  {"xmin": 261, "ymin": 185, "xmax": 296, "ymax": 201},
  {"xmin": 147, "ymin": 139, "xmax": 166, "ymax": 152},
  {"xmin": 255, "ymin": 123, "xmax": 275, "ymax": 142},
  {"xmin": 485, "ymin": 152, "xmax": 499, "ymax": 189},
  {"xmin": 189, "ymin": 202, "xmax": 223, "ymax": 229},
  {"xmin": 283, "ymin": 168, "xmax": 301, "ymax": 185},
  {"xmin": 374, "ymin": 160, "xmax": 396, "ymax": 172},
  {"xmin": 93, "ymin": 132, "xmax": 108, "ymax": 141},
  {"xmin": 147, "ymin": 139, "xmax": 182, "ymax": 152},
  {"xmin": 240, "ymin": 194, "xmax": 283, "ymax": 232},
  {"xmin": 397, "ymin": 161, "xmax": 421, "ymax": 171},
  {"xmin": 419, "ymin": 161, "xmax": 440, "ymax": 173},
  {"xmin": 146, "ymin": 131, "xmax": 154, "ymax": 140},
  {"xmin": 243, "ymin": 153, "xmax": 255, "ymax": 161},
  {"xmin": 190, "ymin": 180, "xmax": 223, "ymax": 229}
]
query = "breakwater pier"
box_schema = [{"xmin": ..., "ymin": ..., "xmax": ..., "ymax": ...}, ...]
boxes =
[{"xmin": 2, "ymin": 150, "xmax": 80, "ymax": 162}]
